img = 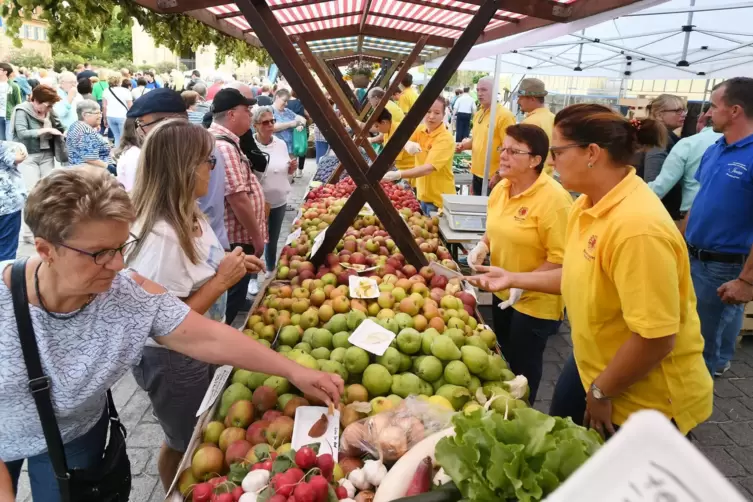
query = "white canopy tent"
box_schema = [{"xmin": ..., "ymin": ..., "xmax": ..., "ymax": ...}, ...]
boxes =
[{"xmin": 427, "ymin": 0, "xmax": 753, "ymax": 80}]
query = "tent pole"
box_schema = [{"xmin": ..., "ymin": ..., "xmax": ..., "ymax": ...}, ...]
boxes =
[
  {"xmin": 679, "ymin": 0, "xmax": 696, "ymax": 65},
  {"xmin": 700, "ymin": 78, "xmax": 710, "ymax": 112},
  {"xmin": 481, "ymin": 54, "xmax": 502, "ymax": 196}
]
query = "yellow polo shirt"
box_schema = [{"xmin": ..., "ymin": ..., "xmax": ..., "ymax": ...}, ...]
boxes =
[
  {"xmin": 487, "ymin": 173, "xmax": 572, "ymax": 320},
  {"xmin": 410, "ymin": 124, "xmax": 455, "ymax": 208},
  {"xmin": 522, "ymin": 107, "xmax": 556, "ymax": 175},
  {"xmin": 398, "ymin": 86, "xmax": 418, "ymax": 114},
  {"xmin": 384, "ymin": 120, "xmax": 415, "ymax": 170},
  {"xmin": 471, "ymin": 104, "xmax": 516, "ymax": 179},
  {"xmin": 385, "ymin": 100, "xmax": 405, "ymax": 124},
  {"xmin": 561, "ymin": 170, "xmax": 712, "ymax": 434}
]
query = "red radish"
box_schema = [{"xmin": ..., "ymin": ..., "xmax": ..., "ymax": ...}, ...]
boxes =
[
  {"xmin": 212, "ymin": 493, "xmax": 234, "ymax": 502},
  {"xmin": 192, "ymin": 482, "xmax": 213, "ymax": 502},
  {"xmin": 260, "ymin": 459, "xmax": 273, "ymax": 471},
  {"xmin": 293, "ymin": 482, "xmax": 318, "ymax": 502},
  {"xmin": 272, "ymin": 472, "xmax": 297, "ymax": 497},
  {"xmin": 335, "ymin": 485, "xmax": 349, "ymax": 500},
  {"xmin": 317, "ymin": 453, "xmax": 335, "ymax": 480},
  {"xmin": 268, "ymin": 495, "xmax": 287, "ymax": 502},
  {"xmin": 286, "ymin": 467, "xmax": 305, "ymax": 483},
  {"xmin": 405, "ymin": 456, "xmax": 433, "ymax": 496},
  {"xmin": 307, "ymin": 475, "xmax": 330, "ymax": 502},
  {"xmin": 251, "ymin": 462, "xmax": 265, "ymax": 471},
  {"xmin": 208, "ymin": 476, "xmax": 227, "ymax": 488},
  {"xmin": 231, "ymin": 486, "xmax": 244, "ymax": 501},
  {"xmin": 294, "ymin": 446, "xmax": 317, "ymax": 470}
]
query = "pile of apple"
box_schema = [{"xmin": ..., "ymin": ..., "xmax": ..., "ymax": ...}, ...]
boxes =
[{"xmin": 306, "ymin": 178, "xmax": 420, "ymax": 212}]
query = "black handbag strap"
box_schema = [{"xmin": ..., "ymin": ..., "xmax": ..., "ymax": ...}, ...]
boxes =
[
  {"xmin": 10, "ymin": 259, "xmax": 72, "ymax": 494},
  {"xmin": 108, "ymin": 87, "xmax": 129, "ymax": 111}
]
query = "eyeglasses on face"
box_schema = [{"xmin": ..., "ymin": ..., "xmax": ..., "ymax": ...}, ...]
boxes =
[
  {"xmin": 258, "ymin": 119, "xmax": 276, "ymax": 126},
  {"xmin": 136, "ymin": 116, "xmax": 169, "ymax": 131},
  {"xmin": 497, "ymin": 147, "xmax": 533, "ymax": 156},
  {"xmin": 549, "ymin": 143, "xmax": 588, "ymax": 160},
  {"xmin": 205, "ymin": 155, "xmax": 217, "ymax": 169},
  {"xmin": 58, "ymin": 234, "xmax": 140, "ymax": 265},
  {"xmin": 664, "ymin": 108, "xmax": 687, "ymax": 114}
]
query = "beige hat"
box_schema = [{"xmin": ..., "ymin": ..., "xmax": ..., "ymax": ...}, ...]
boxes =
[{"xmin": 518, "ymin": 78, "xmax": 548, "ymax": 97}]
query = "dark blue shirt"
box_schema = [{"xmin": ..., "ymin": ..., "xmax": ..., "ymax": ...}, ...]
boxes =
[{"xmin": 686, "ymin": 133, "xmax": 753, "ymax": 254}]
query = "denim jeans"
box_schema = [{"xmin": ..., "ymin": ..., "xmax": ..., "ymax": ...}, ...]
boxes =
[
  {"xmin": 0, "ymin": 210, "xmax": 21, "ymax": 260},
  {"xmin": 6, "ymin": 408, "xmax": 108, "ymax": 502},
  {"xmin": 225, "ymin": 242, "xmax": 256, "ymax": 324},
  {"xmin": 492, "ymin": 295, "xmax": 560, "ymax": 404},
  {"xmin": 107, "ymin": 116, "xmax": 125, "ymax": 147},
  {"xmin": 315, "ymin": 141, "xmax": 329, "ymax": 163},
  {"xmin": 420, "ymin": 201, "xmax": 438, "ymax": 215},
  {"xmin": 0, "ymin": 117, "xmax": 10, "ymax": 140},
  {"xmin": 690, "ymin": 256, "xmax": 745, "ymax": 373},
  {"xmin": 455, "ymin": 112, "xmax": 471, "ymax": 142},
  {"xmin": 264, "ymin": 204, "xmax": 287, "ymax": 271},
  {"xmin": 549, "ymin": 354, "xmax": 586, "ymax": 425}
]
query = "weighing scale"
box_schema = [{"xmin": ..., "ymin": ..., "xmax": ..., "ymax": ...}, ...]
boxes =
[{"xmin": 442, "ymin": 194, "xmax": 488, "ymax": 232}]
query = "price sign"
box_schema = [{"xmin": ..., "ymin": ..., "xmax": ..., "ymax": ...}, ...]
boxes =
[
  {"xmin": 310, "ymin": 228, "xmax": 327, "ymax": 257},
  {"xmin": 195, "ymin": 365, "xmax": 233, "ymax": 417},
  {"xmin": 285, "ymin": 227, "xmax": 302, "ymax": 246}
]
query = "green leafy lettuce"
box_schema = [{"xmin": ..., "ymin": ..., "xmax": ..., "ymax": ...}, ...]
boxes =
[{"xmin": 435, "ymin": 408, "xmax": 602, "ymax": 501}]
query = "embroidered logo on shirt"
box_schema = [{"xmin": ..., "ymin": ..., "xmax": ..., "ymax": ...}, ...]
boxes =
[
  {"xmin": 584, "ymin": 235, "xmax": 597, "ymax": 261},
  {"xmin": 514, "ymin": 207, "xmax": 529, "ymax": 221},
  {"xmin": 726, "ymin": 162, "xmax": 747, "ymax": 180}
]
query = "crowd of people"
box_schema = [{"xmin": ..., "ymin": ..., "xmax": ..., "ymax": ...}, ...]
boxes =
[{"xmin": 0, "ymin": 53, "xmax": 751, "ymax": 502}]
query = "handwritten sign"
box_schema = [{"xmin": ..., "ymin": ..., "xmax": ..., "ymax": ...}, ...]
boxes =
[
  {"xmin": 310, "ymin": 228, "xmax": 327, "ymax": 257},
  {"xmin": 285, "ymin": 227, "xmax": 302, "ymax": 246},
  {"xmin": 195, "ymin": 365, "xmax": 233, "ymax": 417}
]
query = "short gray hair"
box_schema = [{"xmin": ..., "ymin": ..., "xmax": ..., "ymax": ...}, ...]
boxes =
[
  {"xmin": 368, "ymin": 87, "xmax": 385, "ymax": 101},
  {"xmin": 76, "ymin": 99, "xmax": 100, "ymax": 120},
  {"xmin": 193, "ymin": 82, "xmax": 207, "ymax": 98},
  {"xmin": 274, "ymin": 88, "xmax": 290, "ymax": 100},
  {"xmin": 477, "ymin": 76, "xmax": 494, "ymax": 88},
  {"xmin": 253, "ymin": 106, "xmax": 274, "ymax": 124},
  {"xmin": 59, "ymin": 71, "xmax": 76, "ymax": 84}
]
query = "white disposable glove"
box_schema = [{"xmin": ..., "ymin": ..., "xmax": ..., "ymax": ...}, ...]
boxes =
[
  {"xmin": 383, "ymin": 171, "xmax": 402, "ymax": 182},
  {"xmin": 296, "ymin": 115, "xmax": 307, "ymax": 126},
  {"xmin": 404, "ymin": 141, "xmax": 422, "ymax": 155},
  {"xmin": 498, "ymin": 288, "xmax": 524, "ymax": 310},
  {"xmin": 467, "ymin": 241, "xmax": 489, "ymax": 271}
]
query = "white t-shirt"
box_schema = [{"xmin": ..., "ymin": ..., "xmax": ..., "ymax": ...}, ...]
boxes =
[
  {"xmin": 116, "ymin": 146, "xmax": 140, "ymax": 192},
  {"xmin": 103, "ymin": 86, "xmax": 132, "ymax": 118},
  {"xmin": 131, "ymin": 87, "xmax": 150, "ymax": 100},
  {"xmin": 128, "ymin": 217, "xmax": 227, "ymax": 330},
  {"xmin": 454, "ymin": 94, "xmax": 476, "ymax": 115},
  {"xmin": 0, "ymin": 82, "xmax": 9, "ymax": 117},
  {"xmin": 255, "ymin": 135, "xmax": 292, "ymax": 208}
]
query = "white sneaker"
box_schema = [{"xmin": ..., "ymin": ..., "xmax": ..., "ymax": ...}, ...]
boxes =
[
  {"xmin": 257, "ymin": 271, "xmax": 267, "ymax": 284},
  {"xmin": 247, "ymin": 279, "xmax": 260, "ymax": 297}
]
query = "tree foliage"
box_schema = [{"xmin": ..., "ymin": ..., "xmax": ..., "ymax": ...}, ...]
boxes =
[
  {"xmin": 1, "ymin": 1, "xmax": 270, "ymax": 67},
  {"xmin": 8, "ymin": 48, "xmax": 52, "ymax": 69}
]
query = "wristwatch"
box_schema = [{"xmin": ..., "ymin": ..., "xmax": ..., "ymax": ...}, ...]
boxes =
[{"xmin": 589, "ymin": 383, "xmax": 610, "ymax": 401}]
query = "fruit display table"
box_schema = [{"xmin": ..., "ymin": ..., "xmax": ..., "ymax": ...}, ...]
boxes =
[{"xmin": 436, "ymin": 214, "xmax": 484, "ymax": 263}]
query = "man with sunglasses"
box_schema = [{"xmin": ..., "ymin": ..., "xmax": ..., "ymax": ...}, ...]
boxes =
[{"xmin": 210, "ymin": 88, "xmax": 268, "ymax": 323}]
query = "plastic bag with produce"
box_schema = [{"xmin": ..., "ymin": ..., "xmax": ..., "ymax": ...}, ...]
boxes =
[{"xmin": 340, "ymin": 397, "xmax": 454, "ymax": 463}]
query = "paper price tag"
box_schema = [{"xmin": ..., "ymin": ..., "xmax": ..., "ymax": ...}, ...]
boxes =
[
  {"xmin": 195, "ymin": 365, "xmax": 233, "ymax": 417},
  {"xmin": 285, "ymin": 227, "xmax": 302, "ymax": 246},
  {"xmin": 429, "ymin": 261, "xmax": 463, "ymax": 279},
  {"xmin": 348, "ymin": 275, "xmax": 379, "ymax": 298},
  {"xmin": 348, "ymin": 319, "xmax": 396, "ymax": 356},
  {"xmin": 310, "ymin": 228, "xmax": 327, "ymax": 257}
]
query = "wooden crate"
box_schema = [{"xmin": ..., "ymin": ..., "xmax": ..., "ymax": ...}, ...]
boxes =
[{"xmin": 743, "ymin": 302, "xmax": 753, "ymax": 332}]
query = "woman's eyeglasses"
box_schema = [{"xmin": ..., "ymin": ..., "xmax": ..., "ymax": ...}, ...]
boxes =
[
  {"xmin": 664, "ymin": 108, "xmax": 688, "ymax": 115},
  {"xmin": 549, "ymin": 143, "xmax": 589, "ymax": 160},
  {"xmin": 497, "ymin": 147, "xmax": 533, "ymax": 156},
  {"xmin": 206, "ymin": 155, "xmax": 217, "ymax": 170},
  {"xmin": 58, "ymin": 234, "xmax": 140, "ymax": 265},
  {"xmin": 259, "ymin": 119, "xmax": 276, "ymax": 126}
]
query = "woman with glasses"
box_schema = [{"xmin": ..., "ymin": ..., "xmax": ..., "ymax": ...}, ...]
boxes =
[
  {"xmin": 468, "ymin": 104, "xmax": 712, "ymax": 438},
  {"xmin": 253, "ymin": 106, "xmax": 296, "ymax": 273},
  {"xmin": 466, "ymin": 124, "xmax": 572, "ymax": 403},
  {"xmin": 638, "ymin": 94, "xmax": 687, "ymax": 220},
  {"xmin": 125, "ymin": 120, "xmax": 263, "ymax": 490},
  {"xmin": 0, "ymin": 165, "xmax": 343, "ymax": 501},
  {"xmin": 65, "ymin": 100, "xmax": 112, "ymax": 171}
]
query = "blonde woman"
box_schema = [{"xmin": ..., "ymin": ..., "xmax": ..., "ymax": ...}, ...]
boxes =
[
  {"xmin": 639, "ymin": 93, "xmax": 687, "ymax": 220},
  {"xmin": 125, "ymin": 120, "xmax": 264, "ymax": 489},
  {"xmin": 102, "ymin": 74, "xmax": 132, "ymax": 147}
]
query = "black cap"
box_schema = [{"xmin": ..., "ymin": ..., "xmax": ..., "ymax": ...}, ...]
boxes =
[
  {"xmin": 126, "ymin": 88, "xmax": 187, "ymax": 118},
  {"xmin": 212, "ymin": 88, "xmax": 256, "ymax": 114}
]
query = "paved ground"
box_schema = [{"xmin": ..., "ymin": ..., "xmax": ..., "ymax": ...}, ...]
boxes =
[{"xmin": 12, "ymin": 159, "xmax": 753, "ymax": 500}]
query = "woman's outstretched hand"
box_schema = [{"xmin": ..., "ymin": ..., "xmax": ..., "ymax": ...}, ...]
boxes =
[{"xmin": 466, "ymin": 265, "xmax": 513, "ymax": 293}]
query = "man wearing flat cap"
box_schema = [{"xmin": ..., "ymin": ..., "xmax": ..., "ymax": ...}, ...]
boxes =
[{"xmin": 519, "ymin": 78, "xmax": 555, "ymax": 174}]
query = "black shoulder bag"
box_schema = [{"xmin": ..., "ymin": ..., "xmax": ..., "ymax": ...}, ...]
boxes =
[{"xmin": 10, "ymin": 258, "xmax": 132, "ymax": 502}]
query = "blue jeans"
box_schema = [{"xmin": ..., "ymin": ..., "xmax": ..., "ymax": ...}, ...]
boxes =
[
  {"xmin": 107, "ymin": 117, "xmax": 125, "ymax": 147},
  {"xmin": 492, "ymin": 295, "xmax": 560, "ymax": 404},
  {"xmin": 264, "ymin": 204, "xmax": 287, "ymax": 271},
  {"xmin": 6, "ymin": 408, "xmax": 108, "ymax": 502},
  {"xmin": 315, "ymin": 141, "xmax": 329, "ymax": 164},
  {"xmin": 549, "ymin": 354, "xmax": 586, "ymax": 425},
  {"xmin": 455, "ymin": 112, "xmax": 471, "ymax": 142},
  {"xmin": 0, "ymin": 117, "xmax": 10, "ymax": 140},
  {"xmin": 690, "ymin": 256, "xmax": 745, "ymax": 373},
  {"xmin": 0, "ymin": 210, "xmax": 21, "ymax": 260},
  {"xmin": 420, "ymin": 201, "xmax": 438, "ymax": 215}
]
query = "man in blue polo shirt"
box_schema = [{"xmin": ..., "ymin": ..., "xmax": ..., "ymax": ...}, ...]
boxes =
[{"xmin": 685, "ymin": 77, "xmax": 753, "ymax": 376}]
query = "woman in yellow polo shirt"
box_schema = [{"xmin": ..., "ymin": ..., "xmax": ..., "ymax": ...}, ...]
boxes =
[
  {"xmin": 467, "ymin": 124, "xmax": 572, "ymax": 403},
  {"xmin": 383, "ymin": 97, "xmax": 455, "ymax": 214},
  {"xmin": 468, "ymin": 104, "xmax": 712, "ymax": 437},
  {"xmin": 375, "ymin": 109, "xmax": 415, "ymax": 173}
]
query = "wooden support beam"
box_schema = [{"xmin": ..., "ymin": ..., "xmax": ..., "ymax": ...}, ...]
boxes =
[
  {"xmin": 461, "ymin": 0, "xmax": 573, "ymax": 21},
  {"xmin": 298, "ymin": 39, "xmax": 377, "ymax": 161},
  {"xmin": 215, "ymin": 11, "xmax": 242, "ymax": 20},
  {"xmin": 328, "ymin": 40, "xmax": 422, "ymax": 184},
  {"xmin": 314, "ymin": 0, "xmax": 503, "ymax": 266},
  {"xmin": 235, "ymin": 0, "xmax": 428, "ymax": 269},
  {"xmin": 326, "ymin": 62, "xmax": 363, "ymax": 117},
  {"xmin": 356, "ymin": 0, "xmax": 373, "ymax": 56}
]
